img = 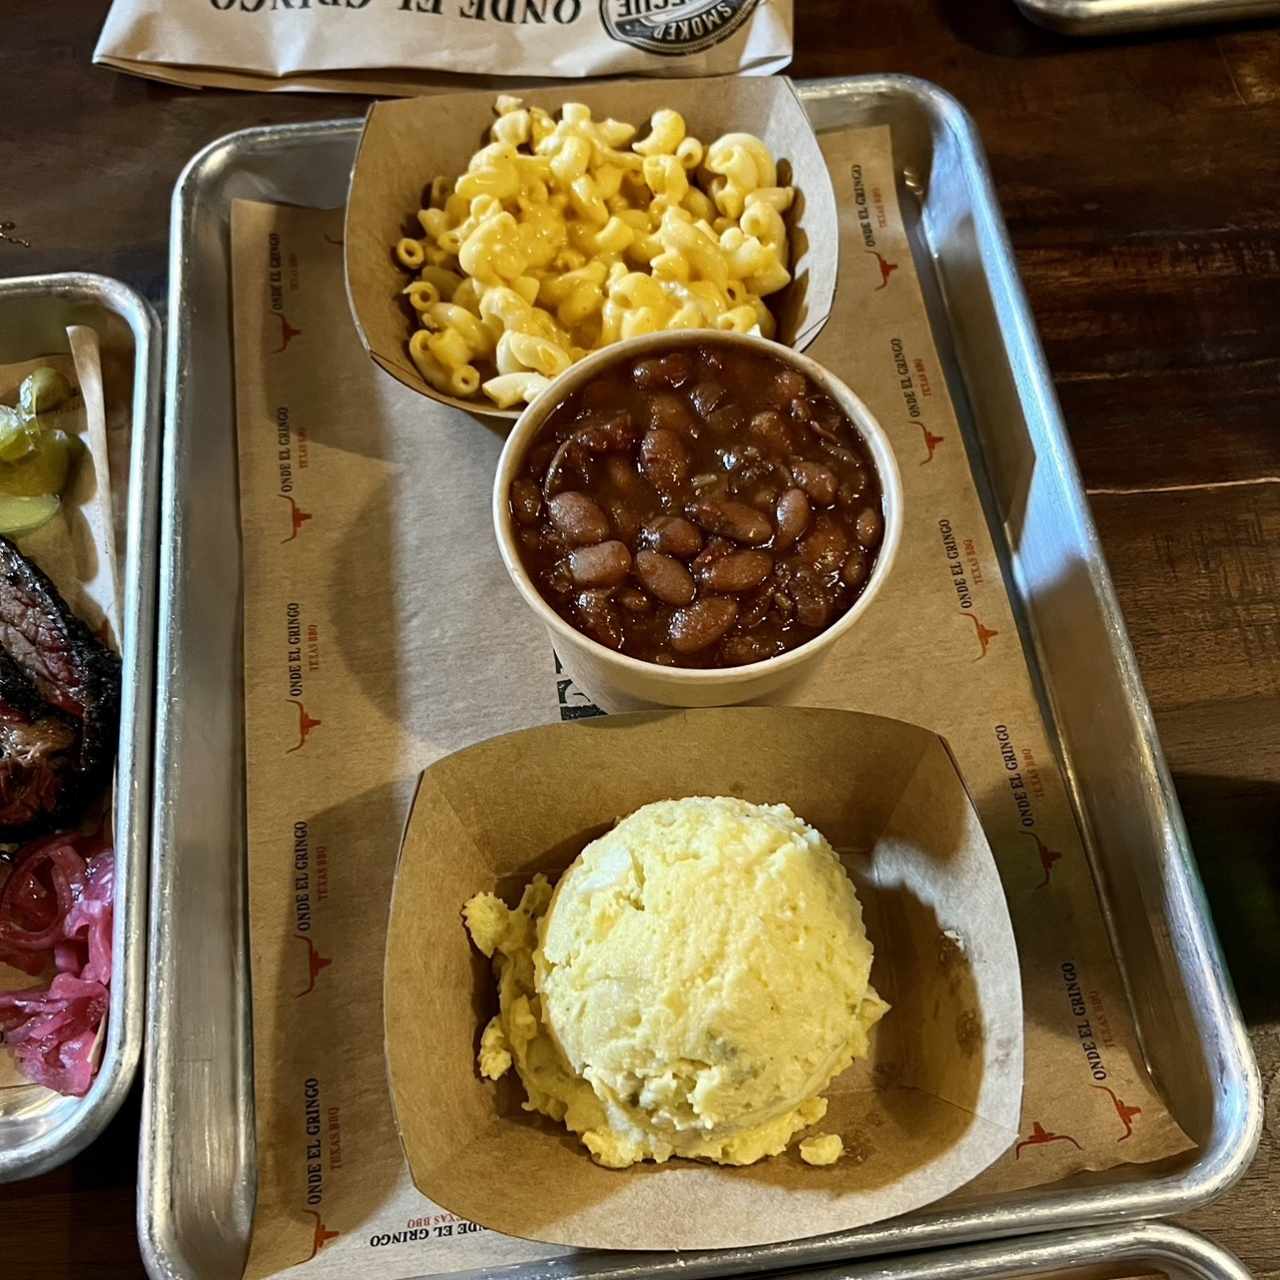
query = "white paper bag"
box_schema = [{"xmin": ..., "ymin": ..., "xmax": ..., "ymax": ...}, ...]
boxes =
[{"xmin": 94, "ymin": 0, "xmax": 793, "ymax": 94}]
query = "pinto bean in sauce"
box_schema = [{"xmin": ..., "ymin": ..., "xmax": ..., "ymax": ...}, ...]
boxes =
[{"xmin": 510, "ymin": 342, "xmax": 885, "ymax": 668}]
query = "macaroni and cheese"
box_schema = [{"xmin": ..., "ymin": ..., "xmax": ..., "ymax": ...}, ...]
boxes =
[{"xmin": 394, "ymin": 99, "xmax": 794, "ymax": 408}]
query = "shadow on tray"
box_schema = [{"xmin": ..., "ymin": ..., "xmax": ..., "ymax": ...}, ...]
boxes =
[{"xmin": 1175, "ymin": 772, "xmax": 1280, "ymax": 1028}]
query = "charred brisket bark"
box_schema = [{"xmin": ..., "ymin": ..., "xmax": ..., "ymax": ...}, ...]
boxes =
[{"xmin": 0, "ymin": 537, "xmax": 120, "ymax": 839}]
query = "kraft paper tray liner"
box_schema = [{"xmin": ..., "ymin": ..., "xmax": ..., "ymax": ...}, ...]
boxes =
[
  {"xmin": 231, "ymin": 121, "xmax": 1193, "ymax": 1280},
  {"xmin": 0, "ymin": 329, "xmax": 122, "ymax": 1092},
  {"xmin": 345, "ymin": 75, "xmax": 838, "ymax": 418},
  {"xmin": 385, "ymin": 708, "xmax": 1023, "ymax": 1251}
]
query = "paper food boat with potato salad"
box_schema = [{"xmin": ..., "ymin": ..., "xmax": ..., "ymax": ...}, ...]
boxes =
[
  {"xmin": 345, "ymin": 75, "xmax": 839, "ymax": 418},
  {"xmin": 384, "ymin": 708, "xmax": 1023, "ymax": 1252}
]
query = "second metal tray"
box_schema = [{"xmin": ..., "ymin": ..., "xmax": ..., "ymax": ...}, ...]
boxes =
[
  {"xmin": 0, "ymin": 273, "xmax": 160, "ymax": 1182},
  {"xmin": 782, "ymin": 1223, "xmax": 1250, "ymax": 1280},
  {"xmin": 1013, "ymin": 0, "xmax": 1280, "ymax": 34},
  {"xmin": 139, "ymin": 75, "xmax": 1261, "ymax": 1280}
]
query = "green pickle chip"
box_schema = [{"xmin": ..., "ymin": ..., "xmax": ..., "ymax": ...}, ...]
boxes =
[
  {"xmin": 18, "ymin": 367, "xmax": 74, "ymax": 419},
  {"xmin": 0, "ymin": 406, "xmax": 34, "ymax": 462},
  {"xmin": 1, "ymin": 366, "xmax": 83, "ymax": 500},
  {"xmin": 0, "ymin": 430, "xmax": 80, "ymax": 498},
  {"xmin": 0, "ymin": 493, "xmax": 60, "ymax": 538}
]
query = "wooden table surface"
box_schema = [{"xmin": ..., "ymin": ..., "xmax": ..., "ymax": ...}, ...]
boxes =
[{"xmin": 1, "ymin": 2, "xmax": 1277, "ymax": 1276}]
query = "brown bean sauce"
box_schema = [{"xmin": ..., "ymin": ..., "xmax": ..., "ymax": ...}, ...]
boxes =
[{"xmin": 510, "ymin": 342, "xmax": 885, "ymax": 669}]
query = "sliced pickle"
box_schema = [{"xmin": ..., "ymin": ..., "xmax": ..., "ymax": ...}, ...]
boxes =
[
  {"xmin": 0, "ymin": 430, "xmax": 80, "ymax": 498},
  {"xmin": 18, "ymin": 368, "xmax": 74, "ymax": 419},
  {"xmin": 0, "ymin": 493, "xmax": 60, "ymax": 538},
  {"xmin": 0, "ymin": 406, "xmax": 34, "ymax": 462}
]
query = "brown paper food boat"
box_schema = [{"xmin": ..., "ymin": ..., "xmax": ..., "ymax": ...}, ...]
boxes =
[
  {"xmin": 384, "ymin": 707, "xmax": 1023, "ymax": 1252},
  {"xmin": 346, "ymin": 76, "xmax": 839, "ymax": 420}
]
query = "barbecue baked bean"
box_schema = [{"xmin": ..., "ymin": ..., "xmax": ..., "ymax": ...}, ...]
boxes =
[
  {"xmin": 820, "ymin": 443, "xmax": 861, "ymax": 470},
  {"xmin": 764, "ymin": 365, "xmax": 806, "ymax": 407},
  {"xmin": 633, "ymin": 352, "xmax": 692, "ymax": 391},
  {"xmin": 748, "ymin": 409, "xmax": 794, "ymax": 456},
  {"xmin": 706, "ymin": 403, "xmax": 747, "ymax": 437},
  {"xmin": 793, "ymin": 461, "xmax": 838, "ymax": 507},
  {"xmin": 546, "ymin": 557, "xmax": 575, "ymax": 596},
  {"xmin": 640, "ymin": 515, "xmax": 702, "ymax": 558},
  {"xmin": 635, "ymin": 550, "xmax": 696, "ymax": 605},
  {"xmin": 640, "ymin": 428, "xmax": 690, "ymax": 494},
  {"xmin": 616, "ymin": 586, "xmax": 653, "ymax": 613},
  {"xmin": 736, "ymin": 582, "xmax": 776, "ymax": 630},
  {"xmin": 692, "ymin": 535, "xmax": 732, "ymax": 575},
  {"xmin": 525, "ymin": 440, "xmax": 557, "ymax": 478},
  {"xmin": 798, "ymin": 514, "xmax": 850, "ymax": 575},
  {"xmin": 720, "ymin": 632, "xmax": 786, "ymax": 665},
  {"xmin": 547, "ymin": 492, "xmax": 609, "ymax": 546},
  {"xmin": 605, "ymin": 497, "xmax": 643, "ymax": 543},
  {"xmin": 670, "ymin": 597, "xmax": 738, "ymax": 653},
  {"xmin": 837, "ymin": 476, "xmax": 867, "ymax": 510},
  {"xmin": 574, "ymin": 412, "xmax": 636, "ymax": 454},
  {"xmin": 510, "ymin": 341, "xmax": 886, "ymax": 669},
  {"xmin": 841, "ymin": 548, "xmax": 869, "ymax": 588},
  {"xmin": 510, "ymin": 477, "xmax": 542, "ymax": 526},
  {"xmin": 812, "ymin": 401, "xmax": 849, "ymax": 440},
  {"xmin": 574, "ymin": 591, "xmax": 624, "ymax": 650},
  {"xmin": 690, "ymin": 472, "xmax": 727, "ymax": 499},
  {"xmin": 698, "ymin": 550, "xmax": 773, "ymax": 594},
  {"xmin": 855, "ymin": 505, "xmax": 884, "ymax": 549},
  {"xmin": 604, "ymin": 455, "xmax": 643, "ymax": 494},
  {"xmin": 774, "ymin": 487, "xmax": 811, "ymax": 549},
  {"xmin": 687, "ymin": 498, "xmax": 772, "ymax": 546},
  {"xmin": 689, "ymin": 380, "xmax": 729, "ymax": 417},
  {"xmin": 746, "ymin": 476, "xmax": 777, "ymax": 504},
  {"xmin": 647, "ymin": 393, "xmax": 698, "ymax": 437},
  {"xmin": 788, "ymin": 568, "xmax": 834, "ymax": 629},
  {"xmin": 569, "ymin": 541, "xmax": 631, "ymax": 588}
]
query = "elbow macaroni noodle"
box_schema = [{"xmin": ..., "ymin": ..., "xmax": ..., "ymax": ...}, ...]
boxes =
[{"xmin": 394, "ymin": 99, "xmax": 794, "ymax": 407}]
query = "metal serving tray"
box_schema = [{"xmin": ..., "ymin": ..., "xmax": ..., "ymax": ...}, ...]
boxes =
[
  {"xmin": 782, "ymin": 1223, "xmax": 1250, "ymax": 1280},
  {"xmin": 1012, "ymin": 0, "xmax": 1280, "ymax": 35},
  {"xmin": 0, "ymin": 273, "xmax": 160, "ymax": 1182},
  {"xmin": 139, "ymin": 75, "xmax": 1261, "ymax": 1278}
]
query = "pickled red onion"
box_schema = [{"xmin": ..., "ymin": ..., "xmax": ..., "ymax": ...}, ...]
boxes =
[
  {"xmin": 0, "ymin": 836, "xmax": 88, "ymax": 953},
  {"xmin": 0, "ymin": 835, "xmax": 113, "ymax": 1096}
]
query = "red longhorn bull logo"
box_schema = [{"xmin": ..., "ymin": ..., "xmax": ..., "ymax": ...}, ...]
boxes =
[
  {"xmin": 960, "ymin": 610, "xmax": 999, "ymax": 660},
  {"xmin": 294, "ymin": 934, "xmax": 333, "ymax": 997},
  {"xmin": 1093, "ymin": 1084, "xmax": 1142, "ymax": 1141},
  {"xmin": 298, "ymin": 1209, "xmax": 339, "ymax": 1263},
  {"xmin": 1015, "ymin": 1120, "xmax": 1082, "ymax": 1159},
  {"xmin": 866, "ymin": 249, "xmax": 899, "ymax": 291},
  {"xmin": 286, "ymin": 701, "xmax": 322, "ymax": 753},
  {"xmin": 918, "ymin": 422, "xmax": 944, "ymax": 464},
  {"xmin": 1021, "ymin": 830, "xmax": 1062, "ymax": 888},
  {"xmin": 279, "ymin": 493, "xmax": 313, "ymax": 544},
  {"xmin": 268, "ymin": 309, "xmax": 303, "ymax": 354}
]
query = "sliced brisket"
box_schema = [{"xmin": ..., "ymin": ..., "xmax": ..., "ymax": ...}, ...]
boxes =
[{"xmin": 0, "ymin": 537, "xmax": 120, "ymax": 839}]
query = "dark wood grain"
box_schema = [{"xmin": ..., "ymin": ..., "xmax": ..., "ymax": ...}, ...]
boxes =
[
  {"xmin": 1092, "ymin": 483, "xmax": 1280, "ymax": 1278},
  {"xmin": 1, "ymin": 2, "xmax": 1277, "ymax": 1276},
  {"xmin": 1, "ymin": 1081, "xmax": 143, "ymax": 1280}
]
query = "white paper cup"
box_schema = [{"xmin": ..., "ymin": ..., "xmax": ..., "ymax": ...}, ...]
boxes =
[{"xmin": 493, "ymin": 331, "xmax": 903, "ymax": 709}]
